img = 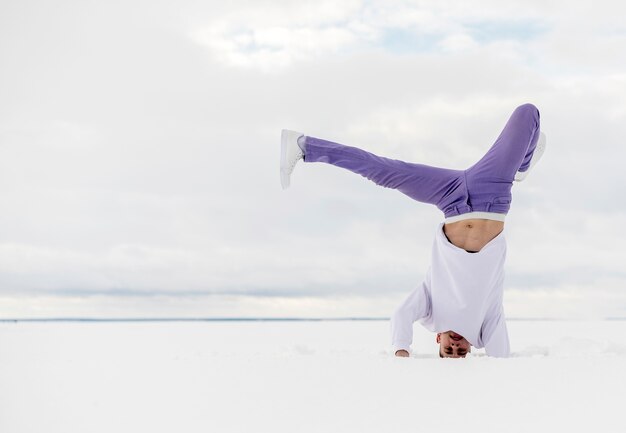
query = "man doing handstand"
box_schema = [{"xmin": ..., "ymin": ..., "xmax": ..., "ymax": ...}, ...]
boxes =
[{"xmin": 280, "ymin": 103, "xmax": 545, "ymax": 358}]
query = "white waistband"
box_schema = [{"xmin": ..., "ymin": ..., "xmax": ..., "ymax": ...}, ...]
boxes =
[{"xmin": 444, "ymin": 211, "xmax": 506, "ymax": 224}]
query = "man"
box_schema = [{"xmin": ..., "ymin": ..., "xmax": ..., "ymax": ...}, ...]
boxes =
[{"xmin": 280, "ymin": 103, "xmax": 545, "ymax": 358}]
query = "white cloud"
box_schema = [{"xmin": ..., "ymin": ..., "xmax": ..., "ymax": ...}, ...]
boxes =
[
  {"xmin": 193, "ymin": 23, "xmax": 359, "ymax": 71},
  {"xmin": 188, "ymin": 0, "xmax": 550, "ymax": 71},
  {"xmin": 438, "ymin": 33, "xmax": 478, "ymax": 52}
]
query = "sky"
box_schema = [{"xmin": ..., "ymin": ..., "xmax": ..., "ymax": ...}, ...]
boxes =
[{"xmin": 1, "ymin": 0, "xmax": 626, "ymax": 319}]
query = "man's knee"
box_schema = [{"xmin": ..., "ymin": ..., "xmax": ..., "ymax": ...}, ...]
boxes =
[{"xmin": 515, "ymin": 103, "xmax": 540, "ymax": 119}]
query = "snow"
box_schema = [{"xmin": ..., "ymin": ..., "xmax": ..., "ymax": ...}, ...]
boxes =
[{"xmin": 1, "ymin": 320, "xmax": 625, "ymax": 432}]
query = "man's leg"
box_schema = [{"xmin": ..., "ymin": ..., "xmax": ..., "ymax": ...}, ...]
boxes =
[
  {"xmin": 302, "ymin": 136, "xmax": 466, "ymax": 211},
  {"xmin": 464, "ymin": 103, "xmax": 542, "ymax": 214},
  {"xmin": 469, "ymin": 103, "xmax": 541, "ymax": 181}
]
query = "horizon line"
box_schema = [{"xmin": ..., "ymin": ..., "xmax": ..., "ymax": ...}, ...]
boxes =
[{"xmin": 1, "ymin": 317, "xmax": 625, "ymax": 323}]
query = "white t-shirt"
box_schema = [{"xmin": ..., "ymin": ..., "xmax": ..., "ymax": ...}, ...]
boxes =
[{"xmin": 390, "ymin": 222, "xmax": 510, "ymax": 357}]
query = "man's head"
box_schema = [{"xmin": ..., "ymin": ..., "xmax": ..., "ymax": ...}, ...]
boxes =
[{"xmin": 437, "ymin": 331, "xmax": 471, "ymax": 358}]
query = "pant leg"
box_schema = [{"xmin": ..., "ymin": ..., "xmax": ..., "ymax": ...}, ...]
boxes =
[
  {"xmin": 303, "ymin": 136, "xmax": 466, "ymax": 212},
  {"xmin": 464, "ymin": 103, "xmax": 541, "ymax": 214}
]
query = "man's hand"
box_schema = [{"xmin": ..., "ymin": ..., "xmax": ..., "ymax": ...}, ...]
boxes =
[{"xmin": 395, "ymin": 349, "xmax": 410, "ymax": 357}]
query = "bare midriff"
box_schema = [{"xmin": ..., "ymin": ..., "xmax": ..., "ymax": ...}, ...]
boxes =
[{"xmin": 443, "ymin": 219, "xmax": 504, "ymax": 253}]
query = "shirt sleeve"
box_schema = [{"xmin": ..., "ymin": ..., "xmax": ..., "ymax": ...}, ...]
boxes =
[
  {"xmin": 390, "ymin": 273, "xmax": 432, "ymax": 354},
  {"xmin": 481, "ymin": 308, "xmax": 510, "ymax": 358}
]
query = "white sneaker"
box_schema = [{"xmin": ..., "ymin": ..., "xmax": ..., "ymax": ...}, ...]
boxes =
[
  {"xmin": 280, "ymin": 129, "xmax": 304, "ymax": 189},
  {"xmin": 515, "ymin": 132, "xmax": 546, "ymax": 182}
]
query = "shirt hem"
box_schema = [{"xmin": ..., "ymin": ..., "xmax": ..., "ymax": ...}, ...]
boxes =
[{"xmin": 444, "ymin": 211, "xmax": 506, "ymax": 224}]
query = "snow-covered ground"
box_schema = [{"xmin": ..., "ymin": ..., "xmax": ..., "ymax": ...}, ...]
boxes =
[{"xmin": 1, "ymin": 319, "xmax": 625, "ymax": 432}]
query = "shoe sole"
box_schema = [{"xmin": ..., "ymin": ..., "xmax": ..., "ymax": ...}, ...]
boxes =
[{"xmin": 280, "ymin": 129, "xmax": 302, "ymax": 189}]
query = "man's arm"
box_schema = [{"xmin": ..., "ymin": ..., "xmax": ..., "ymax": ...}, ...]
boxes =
[
  {"xmin": 482, "ymin": 308, "xmax": 510, "ymax": 358},
  {"xmin": 390, "ymin": 275, "xmax": 431, "ymax": 356}
]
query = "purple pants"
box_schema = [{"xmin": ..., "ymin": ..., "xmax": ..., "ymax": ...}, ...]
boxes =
[{"xmin": 302, "ymin": 104, "xmax": 541, "ymax": 219}]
